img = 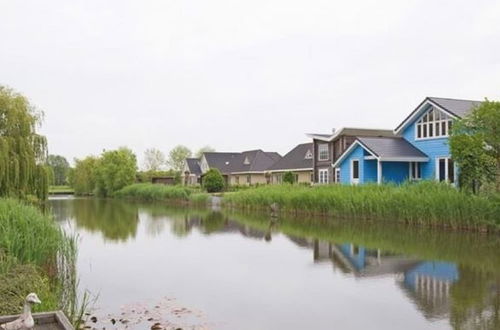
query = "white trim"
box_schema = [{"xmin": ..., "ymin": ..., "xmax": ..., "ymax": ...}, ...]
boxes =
[
  {"xmin": 318, "ymin": 143, "xmax": 329, "ymax": 161},
  {"xmin": 394, "ymin": 99, "xmax": 459, "ymax": 135},
  {"xmin": 435, "ymin": 157, "xmax": 456, "ymax": 183},
  {"xmin": 307, "ymin": 127, "xmax": 393, "ymax": 142},
  {"xmin": 379, "ymin": 157, "xmax": 429, "ymax": 162},
  {"xmin": 332, "ymin": 140, "xmax": 377, "ymax": 168},
  {"xmin": 377, "ymin": 160, "xmax": 382, "ymax": 184},
  {"xmin": 334, "ymin": 168, "xmax": 340, "ymax": 183},
  {"xmin": 364, "ymin": 156, "xmax": 377, "ymax": 160},
  {"xmin": 351, "ymin": 159, "xmax": 360, "ymax": 185},
  {"xmin": 318, "ymin": 168, "xmax": 329, "ymax": 184},
  {"xmin": 268, "ymin": 168, "xmax": 313, "ymax": 173}
]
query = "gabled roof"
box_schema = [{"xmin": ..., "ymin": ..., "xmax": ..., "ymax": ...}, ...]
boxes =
[
  {"xmin": 268, "ymin": 143, "xmax": 313, "ymax": 172},
  {"xmin": 332, "ymin": 137, "xmax": 429, "ymax": 167},
  {"xmin": 307, "ymin": 127, "xmax": 394, "ymax": 142},
  {"xmin": 203, "ymin": 152, "xmax": 240, "ymax": 174},
  {"xmin": 201, "ymin": 150, "xmax": 281, "ymax": 174},
  {"xmin": 185, "ymin": 158, "xmax": 201, "ymax": 175},
  {"xmin": 394, "ymin": 97, "xmax": 482, "ymax": 134},
  {"xmin": 230, "ymin": 150, "xmax": 282, "ymax": 173}
]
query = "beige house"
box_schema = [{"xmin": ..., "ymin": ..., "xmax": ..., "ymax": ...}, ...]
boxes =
[{"xmin": 267, "ymin": 143, "xmax": 314, "ymax": 184}]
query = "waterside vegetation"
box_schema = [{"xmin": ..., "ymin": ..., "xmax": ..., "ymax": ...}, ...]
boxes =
[
  {"xmin": 114, "ymin": 183, "xmax": 209, "ymax": 205},
  {"xmin": 224, "ymin": 181, "xmax": 500, "ymax": 231},
  {"xmin": 0, "ymin": 199, "xmax": 77, "ymax": 318}
]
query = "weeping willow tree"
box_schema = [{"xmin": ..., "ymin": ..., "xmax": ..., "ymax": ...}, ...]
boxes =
[{"xmin": 0, "ymin": 85, "xmax": 49, "ymax": 200}]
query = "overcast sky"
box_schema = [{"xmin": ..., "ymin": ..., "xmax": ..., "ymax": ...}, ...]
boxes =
[{"xmin": 1, "ymin": 0, "xmax": 499, "ymax": 167}]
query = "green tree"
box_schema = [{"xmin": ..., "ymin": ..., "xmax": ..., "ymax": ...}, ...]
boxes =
[
  {"xmin": 167, "ymin": 145, "xmax": 192, "ymax": 172},
  {"xmin": 0, "ymin": 85, "xmax": 49, "ymax": 200},
  {"xmin": 195, "ymin": 145, "xmax": 215, "ymax": 158},
  {"xmin": 450, "ymin": 99, "xmax": 500, "ymax": 193},
  {"xmin": 70, "ymin": 156, "xmax": 98, "ymax": 195},
  {"xmin": 47, "ymin": 154, "xmax": 70, "ymax": 185},
  {"xmin": 96, "ymin": 147, "xmax": 137, "ymax": 197},
  {"xmin": 202, "ymin": 168, "xmax": 225, "ymax": 192},
  {"xmin": 143, "ymin": 148, "xmax": 166, "ymax": 171},
  {"xmin": 283, "ymin": 171, "xmax": 295, "ymax": 184}
]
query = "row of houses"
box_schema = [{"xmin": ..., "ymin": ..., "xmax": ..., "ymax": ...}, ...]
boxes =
[{"xmin": 181, "ymin": 96, "xmax": 482, "ymax": 186}]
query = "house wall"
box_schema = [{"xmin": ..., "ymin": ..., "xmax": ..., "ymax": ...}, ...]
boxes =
[
  {"xmin": 382, "ymin": 162, "xmax": 409, "ymax": 183},
  {"xmin": 401, "ymin": 108, "xmax": 451, "ymax": 181},
  {"xmin": 313, "ymin": 139, "xmax": 333, "ymax": 182},
  {"xmin": 339, "ymin": 144, "xmax": 366, "ymax": 184},
  {"xmin": 229, "ymin": 173, "xmax": 268, "ymax": 185},
  {"xmin": 270, "ymin": 171, "xmax": 312, "ymax": 184},
  {"xmin": 364, "ymin": 159, "xmax": 378, "ymax": 183}
]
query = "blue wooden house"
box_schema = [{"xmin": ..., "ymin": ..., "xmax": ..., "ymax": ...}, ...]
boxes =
[{"xmin": 332, "ymin": 97, "xmax": 482, "ymax": 185}]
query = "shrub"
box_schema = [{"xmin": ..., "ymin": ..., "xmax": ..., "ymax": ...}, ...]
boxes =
[
  {"xmin": 114, "ymin": 183, "xmax": 192, "ymax": 201},
  {"xmin": 283, "ymin": 171, "xmax": 295, "ymax": 184},
  {"xmin": 203, "ymin": 169, "xmax": 225, "ymax": 193}
]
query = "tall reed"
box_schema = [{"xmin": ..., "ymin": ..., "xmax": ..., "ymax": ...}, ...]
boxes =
[{"xmin": 224, "ymin": 182, "xmax": 500, "ymax": 230}]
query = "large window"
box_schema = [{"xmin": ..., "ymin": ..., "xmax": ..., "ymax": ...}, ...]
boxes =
[
  {"xmin": 318, "ymin": 169, "xmax": 329, "ymax": 184},
  {"xmin": 318, "ymin": 144, "xmax": 329, "ymax": 161},
  {"xmin": 351, "ymin": 160, "xmax": 359, "ymax": 184},
  {"xmin": 409, "ymin": 162, "xmax": 421, "ymax": 180},
  {"xmin": 416, "ymin": 107, "xmax": 453, "ymax": 139},
  {"xmin": 437, "ymin": 158, "xmax": 455, "ymax": 183}
]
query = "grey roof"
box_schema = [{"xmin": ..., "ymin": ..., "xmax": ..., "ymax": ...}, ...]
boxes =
[
  {"xmin": 203, "ymin": 152, "xmax": 240, "ymax": 174},
  {"xmin": 202, "ymin": 150, "xmax": 281, "ymax": 174},
  {"xmin": 185, "ymin": 158, "xmax": 201, "ymax": 175},
  {"xmin": 357, "ymin": 137, "xmax": 428, "ymax": 159},
  {"xmin": 268, "ymin": 143, "xmax": 313, "ymax": 171},
  {"xmin": 307, "ymin": 128, "xmax": 394, "ymax": 142},
  {"xmin": 229, "ymin": 150, "xmax": 282, "ymax": 173},
  {"xmin": 428, "ymin": 97, "xmax": 482, "ymax": 118},
  {"xmin": 395, "ymin": 96, "xmax": 482, "ymax": 133}
]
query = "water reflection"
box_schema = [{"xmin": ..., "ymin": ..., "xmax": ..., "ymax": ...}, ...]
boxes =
[{"xmin": 51, "ymin": 198, "xmax": 500, "ymax": 330}]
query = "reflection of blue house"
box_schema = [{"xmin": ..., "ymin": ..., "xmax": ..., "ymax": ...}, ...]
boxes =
[
  {"xmin": 400, "ymin": 261, "xmax": 459, "ymax": 319},
  {"xmin": 333, "ymin": 97, "xmax": 482, "ymax": 185}
]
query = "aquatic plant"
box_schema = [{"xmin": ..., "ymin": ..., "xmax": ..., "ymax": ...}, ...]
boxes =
[
  {"xmin": 0, "ymin": 198, "xmax": 76, "ymax": 317},
  {"xmin": 224, "ymin": 181, "xmax": 500, "ymax": 230},
  {"xmin": 114, "ymin": 183, "xmax": 193, "ymax": 201}
]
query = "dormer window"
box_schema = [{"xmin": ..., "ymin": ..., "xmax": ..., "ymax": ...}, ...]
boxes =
[
  {"xmin": 304, "ymin": 150, "xmax": 312, "ymax": 159},
  {"xmin": 416, "ymin": 107, "xmax": 452, "ymax": 139},
  {"xmin": 243, "ymin": 157, "xmax": 250, "ymax": 165}
]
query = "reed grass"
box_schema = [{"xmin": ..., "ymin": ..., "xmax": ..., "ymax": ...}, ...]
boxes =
[
  {"xmin": 0, "ymin": 198, "xmax": 77, "ymax": 320},
  {"xmin": 224, "ymin": 181, "xmax": 500, "ymax": 230},
  {"xmin": 114, "ymin": 183, "xmax": 193, "ymax": 201},
  {"xmin": 114, "ymin": 183, "xmax": 210, "ymax": 206}
]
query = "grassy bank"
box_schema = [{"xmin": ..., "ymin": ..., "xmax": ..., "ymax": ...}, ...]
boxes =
[
  {"xmin": 114, "ymin": 183, "xmax": 210, "ymax": 205},
  {"xmin": 0, "ymin": 199, "xmax": 76, "ymax": 317},
  {"xmin": 224, "ymin": 182, "xmax": 500, "ymax": 230},
  {"xmin": 49, "ymin": 185, "xmax": 74, "ymax": 195}
]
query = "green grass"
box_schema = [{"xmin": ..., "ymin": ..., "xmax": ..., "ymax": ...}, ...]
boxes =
[
  {"xmin": 49, "ymin": 185, "xmax": 74, "ymax": 194},
  {"xmin": 114, "ymin": 183, "xmax": 193, "ymax": 201},
  {"xmin": 224, "ymin": 181, "xmax": 500, "ymax": 230},
  {"xmin": 0, "ymin": 198, "xmax": 77, "ymax": 319}
]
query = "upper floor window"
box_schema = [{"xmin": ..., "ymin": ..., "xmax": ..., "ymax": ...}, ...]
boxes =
[
  {"xmin": 416, "ymin": 107, "xmax": 453, "ymax": 139},
  {"xmin": 318, "ymin": 144, "xmax": 329, "ymax": 161},
  {"xmin": 304, "ymin": 150, "xmax": 313, "ymax": 159}
]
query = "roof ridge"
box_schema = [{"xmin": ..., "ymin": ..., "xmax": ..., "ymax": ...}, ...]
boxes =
[{"xmin": 428, "ymin": 96, "xmax": 482, "ymax": 103}]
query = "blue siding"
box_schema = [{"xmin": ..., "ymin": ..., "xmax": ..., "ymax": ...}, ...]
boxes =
[
  {"xmin": 404, "ymin": 261, "xmax": 459, "ymax": 291},
  {"xmin": 402, "ymin": 110, "xmax": 451, "ymax": 181},
  {"xmin": 382, "ymin": 162, "xmax": 408, "ymax": 183},
  {"xmin": 339, "ymin": 144, "xmax": 365, "ymax": 184},
  {"xmin": 364, "ymin": 159, "xmax": 378, "ymax": 183}
]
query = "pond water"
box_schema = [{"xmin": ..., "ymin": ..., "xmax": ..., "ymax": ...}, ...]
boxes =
[{"xmin": 50, "ymin": 197, "xmax": 500, "ymax": 330}]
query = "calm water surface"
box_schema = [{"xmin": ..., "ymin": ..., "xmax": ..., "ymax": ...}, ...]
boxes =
[{"xmin": 50, "ymin": 197, "xmax": 500, "ymax": 330}]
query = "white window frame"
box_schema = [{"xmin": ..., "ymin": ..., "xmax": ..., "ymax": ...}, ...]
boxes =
[
  {"xmin": 409, "ymin": 162, "xmax": 421, "ymax": 180},
  {"xmin": 351, "ymin": 159, "xmax": 360, "ymax": 185},
  {"xmin": 435, "ymin": 157, "xmax": 455, "ymax": 184},
  {"xmin": 318, "ymin": 144, "xmax": 329, "ymax": 161},
  {"xmin": 415, "ymin": 107, "xmax": 453, "ymax": 140},
  {"xmin": 318, "ymin": 169, "xmax": 329, "ymax": 184},
  {"xmin": 305, "ymin": 150, "xmax": 313, "ymax": 159},
  {"xmin": 334, "ymin": 168, "xmax": 340, "ymax": 183}
]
